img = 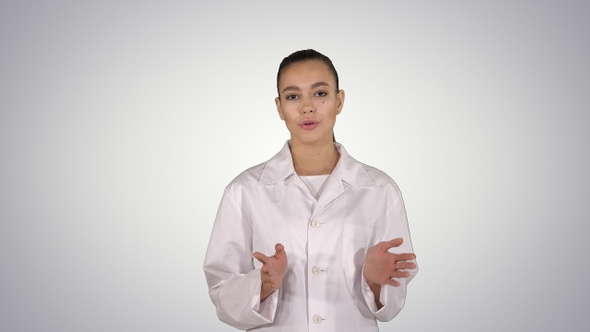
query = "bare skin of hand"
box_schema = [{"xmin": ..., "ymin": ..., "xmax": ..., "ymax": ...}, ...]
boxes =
[
  {"xmin": 253, "ymin": 243, "xmax": 288, "ymax": 302},
  {"xmin": 363, "ymin": 238, "xmax": 416, "ymax": 308}
]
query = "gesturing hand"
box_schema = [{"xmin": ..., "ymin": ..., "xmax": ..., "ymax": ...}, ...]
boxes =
[
  {"xmin": 253, "ymin": 243, "xmax": 288, "ymax": 301},
  {"xmin": 364, "ymin": 238, "xmax": 416, "ymax": 287}
]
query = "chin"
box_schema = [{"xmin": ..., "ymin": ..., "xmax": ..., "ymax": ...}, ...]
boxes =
[{"xmin": 293, "ymin": 135, "xmax": 332, "ymax": 146}]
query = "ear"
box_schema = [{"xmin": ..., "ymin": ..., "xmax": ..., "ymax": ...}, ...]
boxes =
[
  {"xmin": 275, "ymin": 96, "xmax": 285, "ymax": 120},
  {"xmin": 336, "ymin": 89, "xmax": 345, "ymax": 114}
]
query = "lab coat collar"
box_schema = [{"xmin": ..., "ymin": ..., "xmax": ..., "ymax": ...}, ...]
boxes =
[{"xmin": 259, "ymin": 140, "xmax": 375, "ymax": 188}]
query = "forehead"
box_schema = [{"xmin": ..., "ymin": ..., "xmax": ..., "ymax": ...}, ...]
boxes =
[{"xmin": 278, "ymin": 60, "xmax": 335, "ymax": 88}]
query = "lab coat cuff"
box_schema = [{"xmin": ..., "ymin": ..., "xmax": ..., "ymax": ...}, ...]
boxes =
[
  {"xmin": 253, "ymin": 284, "xmax": 279, "ymax": 321},
  {"xmin": 360, "ymin": 270, "xmax": 388, "ymax": 314},
  {"xmin": 250, "ymin": 270, "xmax": 279, "ymax": 323}
]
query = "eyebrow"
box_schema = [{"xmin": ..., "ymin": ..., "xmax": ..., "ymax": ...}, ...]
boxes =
[{"xmin": 281, "ymin": 81, "xmax": 330, "ymax": 94}]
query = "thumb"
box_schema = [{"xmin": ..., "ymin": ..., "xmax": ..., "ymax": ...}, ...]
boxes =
[
  {"xmin": 274, "ymin": 243, "xmax": 285, "ymax": 257},
  {"xmin": 383, "ymin": 238, "xmax": 403, "ymax": 249}
]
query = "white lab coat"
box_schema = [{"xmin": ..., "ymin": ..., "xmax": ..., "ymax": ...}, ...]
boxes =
[{"xmin": 203, "ymin": 141, "xmax": 417, "ymax": 331}]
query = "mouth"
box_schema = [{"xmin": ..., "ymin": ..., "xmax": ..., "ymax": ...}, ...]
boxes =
[{"xmin": 299, "ymin": 119, "xmax": 319, "ymax": 129}]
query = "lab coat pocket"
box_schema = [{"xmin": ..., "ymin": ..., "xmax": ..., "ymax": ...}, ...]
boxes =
[{"xmin": 341, "ymin": 223, "xmax": 372, "ymax": 281}]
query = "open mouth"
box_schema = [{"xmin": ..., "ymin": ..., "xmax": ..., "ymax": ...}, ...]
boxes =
[
  {"xmin": 299, "ymin": 120, "xmax": 319, "ymax": 130},
  {"xmin": 300, "ymin": 118, "xmax": 318, "ymax": 125}
]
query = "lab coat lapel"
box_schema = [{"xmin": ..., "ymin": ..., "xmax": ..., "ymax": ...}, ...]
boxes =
[
  {"xmin": 316, "ymin": 167, "xmax": 345, "ymax": 209},
  {"xmin": 314, "ymin": 143, "xmax": 374, "ymax": 213},
  {"xmin": 259, "ymin": 141, "xmax": 374, "ymax": 214}
]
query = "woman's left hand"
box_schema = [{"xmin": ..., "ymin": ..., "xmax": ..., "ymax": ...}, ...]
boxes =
[{"xmin": 363, "ymin": 238, "xmax": 416, "ymax": 287}]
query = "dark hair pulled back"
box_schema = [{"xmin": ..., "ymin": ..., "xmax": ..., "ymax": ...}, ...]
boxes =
[{"xmin": 276, "ymin": 49, "xmax": 339, "ymax": 97}]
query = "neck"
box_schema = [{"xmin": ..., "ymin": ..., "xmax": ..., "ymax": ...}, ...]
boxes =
[{"xmin": 290, "ymin": 140, "xmax": 339, "ymax": 176}]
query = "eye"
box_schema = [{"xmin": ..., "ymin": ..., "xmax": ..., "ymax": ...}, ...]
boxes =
[
  {"xmin": 285, "ymin": 94, "xmax": 299, "ymax": 100},
  {"xmin": 315, "ymin": 91, "xmax": 328, "ymax": 97}
]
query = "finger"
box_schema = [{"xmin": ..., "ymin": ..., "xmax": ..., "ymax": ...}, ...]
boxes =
[
  {"xmin": 391, "ymin": 270, "xmax": 411, "ymax": 279},
  {"xmin": 253, "ymin": 252, "xmax": 269, "ymax": 264},
  {"xmin": 394, "ymin": 253, "xmax": 416, "ymax": 262},
  {"xmin": 386, "ymin": 278, "xmax": 401, "ymax": 287},
  {"xmin": 395, "ymin": 261, "xmax": 417, "ymax": 270}
]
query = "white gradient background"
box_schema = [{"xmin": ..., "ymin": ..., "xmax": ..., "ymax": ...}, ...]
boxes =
[{"xmin": 1, "ymin": 1, "xmax": 589, "ymax": 331}]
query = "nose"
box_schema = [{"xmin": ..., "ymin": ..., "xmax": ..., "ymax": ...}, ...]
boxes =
[{"xmin": 301, "ymin": 96, "xmax": 314, "ymax": 114}]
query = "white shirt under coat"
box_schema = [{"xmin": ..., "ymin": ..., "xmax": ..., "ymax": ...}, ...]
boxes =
[{"xmin": 203, "ymin": 141, "xmax": 418, "ymax": 331}]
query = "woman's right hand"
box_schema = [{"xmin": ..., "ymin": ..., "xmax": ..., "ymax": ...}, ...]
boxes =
[{"xmin": 253, "ymin": 243, "xmax": 288, "ymax": 301}]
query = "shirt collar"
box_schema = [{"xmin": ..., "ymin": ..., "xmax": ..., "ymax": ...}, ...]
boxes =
[{"xmin": 259, "ymin": 140, "xmax": 375, "ymax": 188}]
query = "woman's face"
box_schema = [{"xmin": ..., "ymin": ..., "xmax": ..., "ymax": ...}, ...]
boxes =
[{"xmin": 275, "ymin": 60, "xmax": 344, "ymax": 147}]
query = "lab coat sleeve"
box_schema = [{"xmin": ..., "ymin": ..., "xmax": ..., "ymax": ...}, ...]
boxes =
[
  {"xmin": 203, "ymin": 189, "xmax": 279, "ymax": 330},
  {"xmin": 361, "ymin": 195, "xmax": 418, "ymax": 322}
]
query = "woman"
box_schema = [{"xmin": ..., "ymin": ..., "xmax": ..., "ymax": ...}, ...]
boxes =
[{"xmin": 204, "ymin": 49, "xmax": 418, "ymax": 331}]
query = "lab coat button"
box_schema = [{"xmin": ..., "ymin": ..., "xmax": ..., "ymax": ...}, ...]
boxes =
[
  {"xmin": 311, "ymin": 220, "xmax": 320, "ymax": 228},
  {"xmin": 312, "ymin": 266, "xmax": 322, "ymax": 275},
  {"xmin": 313, "ymin": 314, "xmax": 323, "ymax": 324}
]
